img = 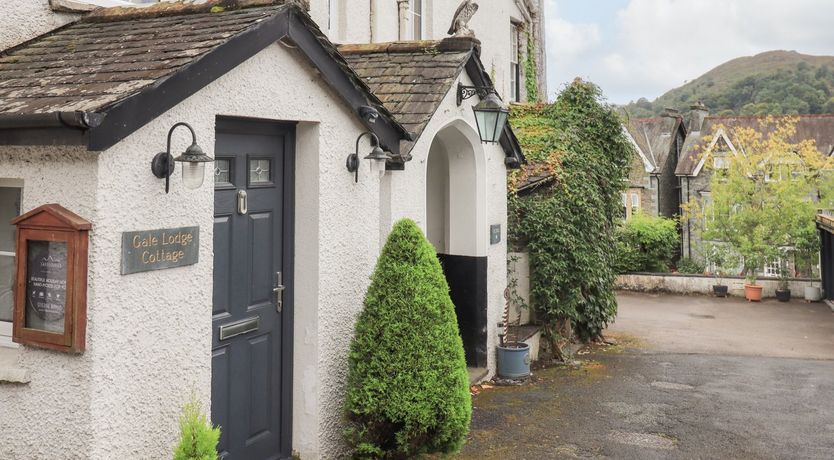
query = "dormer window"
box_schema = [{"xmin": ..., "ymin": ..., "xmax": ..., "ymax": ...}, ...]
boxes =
[{"xmin": 713, "ymin": 153, "xmax": 729, "ymax": 169}]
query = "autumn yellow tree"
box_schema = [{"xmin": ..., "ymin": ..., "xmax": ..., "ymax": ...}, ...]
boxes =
[{"xmin": 682, "ymin": 117, "xmax": 834, "ymax": 283}]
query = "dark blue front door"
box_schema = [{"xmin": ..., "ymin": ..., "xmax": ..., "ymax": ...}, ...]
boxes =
[{"xmin": 212, "ymin": 118, "xmax": 294, "ymax": 460}]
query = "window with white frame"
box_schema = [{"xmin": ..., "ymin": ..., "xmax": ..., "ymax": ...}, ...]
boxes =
[
  {"xmin": 409, "ymin": 0, "xmax": 423, "ymax": 40},
  {"xmin": 622, "ymin": 191, "xmax": 640, "ymax": 220},
  {"xmin": 763, "ymin": 258, "xmax": 781, "ymax": 278},
  {"xmin": 713, "ymin": 154, "xmax": 729, "ymax": 170},
  {"xmin": 510, "ymin": 24, "xmax": 521, "ymax": 102},
  {"xmin": 0, "ymin": 183, "xmax": 22, "ymax": 345}
]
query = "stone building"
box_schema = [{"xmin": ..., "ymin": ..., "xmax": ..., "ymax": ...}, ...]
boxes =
[
  {"xmin": 676, "ymin": 105, "xmax": 834, "ymax": 271},
  {"xmin": 623, "ymin": 111, "xmax": 686, "ymax": 220},
  {"xmin": 0, "ymin": 1, "xmax": 544, "ymax": 459}
]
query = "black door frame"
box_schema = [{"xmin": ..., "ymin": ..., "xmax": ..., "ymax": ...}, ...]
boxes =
[{"xmin": 214, "ymin": 116, "xmax": 296, "ymax": 459}]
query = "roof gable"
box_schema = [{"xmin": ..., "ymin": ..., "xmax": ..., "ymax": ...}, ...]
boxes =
[
  {"xmin": 677, "ymin": 114, "xmax": 834, "ymax": 176},
  {"xmin": 339, "ymin": 38, "xmax": 525, "ymax": 168},
  {"xmin": 0, "ymin": 0, "xmax": 409, "ymax": 153},
  {"xmin": 624, "ymin": 115, "xmax": 684, "ymax": 174}
]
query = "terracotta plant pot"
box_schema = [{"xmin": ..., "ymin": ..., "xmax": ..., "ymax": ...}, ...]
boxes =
[{"xmin": 745, "ymin": 284, "xmax": 763, "ymax": 302}]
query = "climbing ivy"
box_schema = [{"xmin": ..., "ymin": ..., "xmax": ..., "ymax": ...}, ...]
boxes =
[
  {"xmin": 509, "ymin": 80, "xmax": 634, "ymax": 344},
  {"xmin": 524, "ymin": 32, "xmax": 539, "ymax": 103}
]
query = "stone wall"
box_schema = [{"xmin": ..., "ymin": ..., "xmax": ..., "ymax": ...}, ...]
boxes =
[{"xmin": 617, "ymin": 273, "xmax": 822, "ymax": 299}]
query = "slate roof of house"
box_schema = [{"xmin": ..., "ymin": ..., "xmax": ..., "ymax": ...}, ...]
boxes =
[
  {"xmin": 625, "ymin": 115, "xmax": 684, "ymax": 173},
  {"xmin": 338, "ymin": 38, "xmax": 526, "ymax": 167},
  {"xmin": 0, "ymin": 2, "xmax": 287, "ymax": 114},
  {"xmin": 676, "ymin": 114, "xmax": 834, "ymax": 176},
  {"xmin": 339, "ymin": 39, "xmax": 475, "ymax": 146},
  {"xmin": 0, "ymin": 0, "xmax": 409, "ymax": 151}
]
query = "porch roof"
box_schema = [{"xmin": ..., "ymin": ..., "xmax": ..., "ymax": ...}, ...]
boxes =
[
  {"xmin": 0, "ymin": 0, "xmax": 410, "ymax": 153},
  {"xmin": 339, "ymin": 38, "xmax": 525, "ymax": 168}
]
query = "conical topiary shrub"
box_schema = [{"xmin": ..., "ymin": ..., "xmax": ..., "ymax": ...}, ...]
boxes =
[{"xmin": 345, "ymin": 219, "xmax": 471, "ymax": 458}]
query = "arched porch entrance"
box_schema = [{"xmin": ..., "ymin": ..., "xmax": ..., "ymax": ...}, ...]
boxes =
[{"xmin": 426, "ymin": 120, "xmax": 488, "ymax": 368}]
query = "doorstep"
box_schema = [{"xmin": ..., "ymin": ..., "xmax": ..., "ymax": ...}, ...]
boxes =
[{"xmin": 826, "ymin": 299, "xmax": 834, "ymax": 313}]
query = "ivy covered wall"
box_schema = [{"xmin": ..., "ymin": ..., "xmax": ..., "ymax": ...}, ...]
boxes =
[{"xmin": 508, "ymin": 80, "xmax": 635, "ymax": 346}]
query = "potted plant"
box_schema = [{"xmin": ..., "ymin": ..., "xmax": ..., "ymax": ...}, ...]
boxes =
[
  {"xmin": 744, "ymin": 270, "xmax": 763, "ymax": 302},
  {"xmin": 707, "ymin": 244, "xmax": 730, "ymax": 297},
  {"xmin": 805, "ymin": 283, "xmax": 823, "ymax": 302},
  {"xmin": 713, "ymin": 271, "xmax": 729, "ymax": 298},
  {"xmin": 775, "ymin": 259, "xmax": 791, "ymax": 302},
  {"xmin": 496, "ymin": 283, "xmax": 531, "ymax": 379}
]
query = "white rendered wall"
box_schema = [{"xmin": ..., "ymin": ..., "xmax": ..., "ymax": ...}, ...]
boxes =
[
  {"xmin": 309, "ymin": 0, "xmax": 531, "ymax": 101},
  {"xmin": 383, "ymin": 72, "xmax": 508, "ymax": 380},
  {"xmin": 0, "ymin": 42, "xmax": 380, "ymax": 460},
  {"xmin": 0, "ymin": 146, "xmax": 99, "ymax": 458},
  {"xmin": 1, "ymin": 1, "xmax": 78, "ymax": 50}
]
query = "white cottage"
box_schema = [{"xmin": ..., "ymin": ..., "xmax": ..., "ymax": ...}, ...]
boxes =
[{"xmin": 0, "ymin": 1, "xmax": 542, "ymax": 459}]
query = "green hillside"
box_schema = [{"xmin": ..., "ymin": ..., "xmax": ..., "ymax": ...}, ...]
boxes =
[{"xmin": 624, "ymin": 51, "xmax": 834, "ymax": 117}]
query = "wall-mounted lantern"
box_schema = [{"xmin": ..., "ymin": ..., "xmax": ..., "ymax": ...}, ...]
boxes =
[
  {"xmin": 457, "ymin": 83, "xmax": 510, "ymax": 144},
  {"xmin": 346, "ymin": 132, "xmax": 391, "ymax": 183},
  {"xmin": 151, "ymin": 122, "xmax": 214, "ymax": 194}
]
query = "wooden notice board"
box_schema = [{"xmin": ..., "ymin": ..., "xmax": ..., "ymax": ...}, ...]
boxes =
[{"xmin": 12, "ymin": 204, "xmax": 90, "ymax": 353}]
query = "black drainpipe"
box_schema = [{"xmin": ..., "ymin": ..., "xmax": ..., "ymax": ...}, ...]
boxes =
[{"xmin": 686, "ymin": 176, "xmax": 692, "ymax": 259}]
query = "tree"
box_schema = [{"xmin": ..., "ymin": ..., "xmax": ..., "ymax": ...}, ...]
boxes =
[
  {"xmin": 682, "ymin": 117, "xmax": 834, "ymax": 283},
  {"xmin": 173, "ymin": 395, "xmax": 220, "ymax": 460},
  {"xmin": 344, "ymin": 219, "xmax": 471, "ymax": 459}
]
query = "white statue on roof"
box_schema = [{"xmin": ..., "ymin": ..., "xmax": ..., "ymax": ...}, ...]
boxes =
[{"xmin": 448, "ymin": 0, "xmax": 479, "ymax": 37}]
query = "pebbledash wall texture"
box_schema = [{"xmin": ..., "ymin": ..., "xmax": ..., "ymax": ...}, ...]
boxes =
[
  {"xmin": 0, "ymin": 2, "xmax": 517, "ymax": 459},
  {"xmin": 0, "ymin": 41, "xmax": 379, "ymax": 459}
]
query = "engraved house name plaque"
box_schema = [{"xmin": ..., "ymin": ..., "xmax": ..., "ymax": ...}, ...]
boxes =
[{"xmin": 121, "ymin": 226, "xmax": 200, "ymax": 275}]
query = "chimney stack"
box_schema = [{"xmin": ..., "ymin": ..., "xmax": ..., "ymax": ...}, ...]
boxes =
[
  {"xmin": 662, "ymin": 107, "xmax": 681, "ymax": 118},
  {"xmin": 689, "ymin": 102, "xmax": 709, "ymax": 132}
]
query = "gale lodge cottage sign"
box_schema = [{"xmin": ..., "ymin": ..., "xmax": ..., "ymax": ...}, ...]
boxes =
[{"xmin": 121, "ymin": 226, "xmax": 200, "ymax": 275}]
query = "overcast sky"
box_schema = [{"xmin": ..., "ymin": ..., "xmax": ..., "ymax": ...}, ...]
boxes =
[{"xmin": 544, "ymin": 0, "xmax": 834, "ymax": 104}]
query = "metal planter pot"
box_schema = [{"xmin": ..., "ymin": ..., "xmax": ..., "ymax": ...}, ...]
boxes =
[
  {"xmin": 805, "ymin": 286, "xmax": 823, "ymax": 302},
  {"xmin": 497, "ymin": 342, "xmax": 531, "ymax": 379}
]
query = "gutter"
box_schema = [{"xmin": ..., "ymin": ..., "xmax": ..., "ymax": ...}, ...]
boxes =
[{"xmin": 0, "ymin": 112, "xmax": 105, "ymax": 130}]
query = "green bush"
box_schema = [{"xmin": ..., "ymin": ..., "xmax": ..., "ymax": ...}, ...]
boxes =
[
  {"xmin": 676, "ymin": 257, "xmax": 706, "ymax": 275},
  {"xmin": 615, "ymin": 213, "xmax": 679, "ymax": 273},
  {"xmin": 173, "ymin": 395, "xmax": 220, "ymax": 460},
  {"xmin": 344, "ymin": 219, "xmax": 471, "ymax": 459}
]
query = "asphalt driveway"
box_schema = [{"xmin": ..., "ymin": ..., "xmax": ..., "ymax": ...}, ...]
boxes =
[{"xmin": 457, "ymin": 292, "xmax": 834, "ymax": 459}]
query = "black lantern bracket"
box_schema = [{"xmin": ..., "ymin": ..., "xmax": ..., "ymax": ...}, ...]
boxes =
[
  {"xmin": 151, "ymin": 122, "xmax": 212, "ymax": 194},
  {"xmin": 457, "ymin": 83, "xmax": 499, "ymax": 107},
  {"xmin": 346, "ymin": 132, "xmax": 391, "ymax": 183}
]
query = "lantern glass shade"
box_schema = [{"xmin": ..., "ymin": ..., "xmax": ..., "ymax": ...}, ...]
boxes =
[
  {"xmin": 472, "ymin": 92, "xmax": 510, "ymax": 144},
  {"xmin": 181, "ymin": 162, "xmax": 206, "ymax": 190},
  {"xmin": 173, "ymin": 142, "xmax": 213, "ymax": 190}
]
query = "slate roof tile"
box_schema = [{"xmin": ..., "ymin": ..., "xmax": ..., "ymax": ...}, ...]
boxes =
[
  {"xmin": 0, "ymin": 4, "xmax": 287, "ymax": 114},
  {"xmin": 339, "ymin": 38, "xmax": 478, "ymax": 147},
  {"xmin": 676, "ymin": 114, "xmax": 834, "ymax": 176}
]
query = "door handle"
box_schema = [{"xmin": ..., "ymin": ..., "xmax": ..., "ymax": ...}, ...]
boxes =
[
  {"xmin": 273, "ymin": 271, "xmax": 285, "ymax": 313},
  {"xmin": 237, "ymin": 190, "xmax": 248, "ymax": 215}
]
